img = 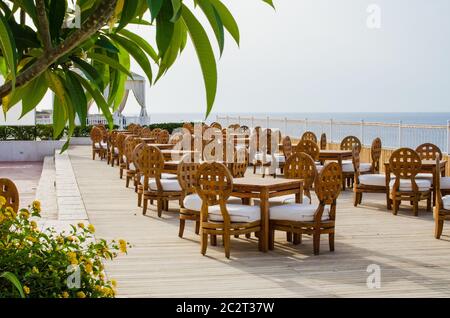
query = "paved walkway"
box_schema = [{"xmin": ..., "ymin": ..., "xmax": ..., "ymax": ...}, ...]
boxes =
[{"xmin": 68, "ymin": 145, "xmax": 450, "ymax": 297}]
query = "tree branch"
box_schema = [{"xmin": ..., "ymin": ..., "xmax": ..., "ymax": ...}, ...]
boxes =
[
  {"xmin": 0, "ymin": 0, "xmax": 118, "ymax": 99},
  {"xmin": 35, "ymin": 0, "xmax": 52, "ymax": 52}
]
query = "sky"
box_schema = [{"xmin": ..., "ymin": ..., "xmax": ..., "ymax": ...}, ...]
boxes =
[{"xmin": 40, "ymin": 0, "xmax": 450, "ymax": 115}]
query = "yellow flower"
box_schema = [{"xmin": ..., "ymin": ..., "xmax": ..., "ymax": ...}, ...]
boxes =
[
  {"xmin": 87, "ymin": 224, "xmax": 95, "ymax": 233},
  {"xmin": 20, "ymin": 210, "xmax": 30, "ymax": 219},
  {"xmin": 0, "ymin": 196, "xmax": 6, "ymax": 207},
  {"xmin": 30, "ymin": 220, "xmax": 37, "ymax": 229},
  {"xmin": 32, "ymin": 200, "xmax": 41, "ymax": 212},
  {"xmin": 77, "ymin": 222, "xmax": 85, "ymax": 229},
  {"xmin": 4, "ymin": 206, "xmax": 15, "ymax": 218},
  {"xmin": 23, "ymin": 286, "xmax": 30, "ymax": 295},
  {"xmin": 118, "ymin": 239, "xmax": 127, "ymax": 253},
  {"xmin": 111, "ymin": 279, "xmax": 117, "ymax": 288},
  {"xmin": 76, "ymin": 291, "xmax": 86, "ymax": 298},
  {"xmin": 61, "ymin": 291, "xmax": 69, "ymax": 298},
  {"xmin": 84, "ymin": 263, "xmax": 93, "ymax": 273},
  {"xmin": 26, "ymin": 236, "xmax": 37, "ymax": 243},
  {"xmin": 32, "ymin": 266, "xmax": 39, "ymax": 274}
]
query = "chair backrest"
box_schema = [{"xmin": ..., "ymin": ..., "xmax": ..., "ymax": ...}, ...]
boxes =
[
  {"xmin": 140, "ymin": 127, "xmax": 152, "ymax": 138},
  {"xmin": 183, "ymin": 123, "xmax": 194, "ymax": 134},
  {"xmin": 435, "ymin": 158, "xmax": 445, "ymax": 209},
  {"xmin": 371, "ymin": 137, "xmax": 382, "ymax": 173},
  {"xmin": 124, "ymin": 136, "xmax": 141, "ymax": 165},
  {"xmin": 90, "ymin": 126, "xmax": 103, "ymax": 145},
  {"xmin": 282, "ymin": 136, "xmax": 292, "ymax": 158},
  {"xmin": 340, "ymin": 136, "xmax": 361, "ymax": 152},
  {"xmin": 284, "ymin": 152, "xmax": 317, "ymax": 201},
  {"xmin": 228, "ymin": 124, "xmax": 240, "ymax": 130},
  {"xmin": 0, "ymin": 178, "xmax": 19, "ymax": 213},
  {"xmin": 315, "ymin": 162, "xmax": 342, "ymax": 205},
  {"xmin": 389, "ymin": 147, "xmax": 421, "ymax": 181},
  {"xmin": 294, "ymin": 139, "xmax": 320, "ymax": 161},
  {"xmin": 301, "ymin": 131, "xmax": 317, "ymax": 143},
  {"xmin": 117, "ymin": 132, "xmax": 128, "ymax": 158},
  {"xmin": 320, "ymin": 133, "xmax": 327, "ymax": 150},
  {"xmin": 195, "ymin": 162, "xmax": 233, "ymax": 222},
  {"xmin": 157, "ymin": 130, "xmax": 170, "ymax": 144},
  {"xmin": 177, "ymin": 155, "xmax": 200, "ymax": 195},
  {"xmin": 132, "ymin": 125, "xmax": 142, "ymax": 135},
  {"xmin": 239, "ymin": 125, "xmax": 250, "ymax": 135},
  {"xmin": 210, "ymin": 122, "xmax": 222, "ymax": 130},
  {"xmin": 231, "ymin": 148, "xmax": 249, "ymax": 178},
  {"xmin": 127, "ymin": 123, "xmax": 136, "ymax": 132},
  {"xmin": 134, "ymin": 144, "xmax": 164, "ymax": 188},
  {"xmin": 352, "ymin": 146, "xmax": 361, "ymax": 178},
  {"xmin": 109, "ymin": 130, "xmax": 118, "ymax": 148},
  {"xmin": 415, "ymin": 143, "xmax": 442, "ymax": 161},
  {"xmin": 169, "ymin": 132, "xmax": 183, "ymax": 145}
]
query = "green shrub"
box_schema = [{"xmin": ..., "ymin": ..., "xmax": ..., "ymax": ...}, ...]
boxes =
[
  {"xmin": 145, "ymin": 122, "xmax": 189, "ymax": 134},
  {"xmin": 0, "ymin": 198, "xmax": 129, "ymax": 298}
]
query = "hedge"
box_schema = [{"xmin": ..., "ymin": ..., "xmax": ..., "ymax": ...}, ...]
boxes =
[{"xmin": 0, "ymin": 123, "xmax": 189, "ymax": 140}]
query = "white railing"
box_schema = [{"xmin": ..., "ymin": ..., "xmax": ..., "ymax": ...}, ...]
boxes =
[{"xmin": 216, "ymin": 115, "xmax": 450, "ymax": 154}]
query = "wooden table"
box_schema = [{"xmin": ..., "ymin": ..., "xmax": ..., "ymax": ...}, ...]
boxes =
[
  {"xmin": 144, "ymin": 143, "xmax": 175, "ymax": 150},
  {"xmin": 319, "ymin": 150, "xmax": 353, "ymax": 165},
  {"xmin": 231, "ymin": 177, "xmax": 303, "ymax": 252},
  {"xmin": 140, "ymin": 137, "xmax": 156, "ymax": 143},
  {"xmin": 161, "ymin": 150, "xmax": 198, "ymax": 161},
  {"xmin": 384, "ymin": 159, "xmax": 447, "ymax": 206}
]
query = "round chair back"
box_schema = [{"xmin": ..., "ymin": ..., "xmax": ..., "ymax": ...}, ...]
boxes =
[{"xmin": 0, "ymin": 178, "xmax": 19, "ymax": 213}]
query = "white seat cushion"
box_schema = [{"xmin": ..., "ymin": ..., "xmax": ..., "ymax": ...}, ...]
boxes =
[
  {"xmin": 100, "ymin": 141, "xmax": 107, "ymax": 148},
  {"xmin": 209, "ymin": 204, "xmax": 260, "ymax": 223},
  {"xmin": 342, "ymin": 162, "xmax": 371, "ymax": 173},
  {"xmin": 441, "ymin": 177, "xmax": 450, "ymax": 190},
  {"xmin": 443, "ymin": 195, "xmax": 450, "ymax": 210},
  {"xmin": 316, "ymin": 164, "xmax": 324, "ymax": 173},
  {"xmin": 140, "ymin": 174, "xmax": 177, "ymax": 184},
  {"xmin": 359, "ymin": 174, "xmax": 386, "ymax": 187},
  {"xmin": 270, "ymin": 203, "xmax": 330, "ymax": 222},
  {"xmin": 183, "ymin": 194, "xmax": 202, "ymax": 211},
  {"xmin": 254, "ymin": 153, "xmax": 285, "ymax": 163},
  {"xmin": 389, "ymin": 179, "xmax": 431, "ymax": 192},
  {"xmin": 416, "ymin": 173, "xmax": 433, "ymax": 181},
  {"xmin": 149, "ymin": 179, "xmax": 182, "ymax": 192}
]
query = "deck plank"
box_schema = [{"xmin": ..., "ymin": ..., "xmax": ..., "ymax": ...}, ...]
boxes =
[{"xmin": 68, "ymin": 145, "xmax": 450, "ymax": 298}]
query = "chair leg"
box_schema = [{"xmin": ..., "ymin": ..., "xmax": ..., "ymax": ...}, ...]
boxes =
[
  {"xmin": 427, "ymin": 195, "xmax": 432, "ymax": 212},
  {"xmin": 359, "ymin": 192, "xmax": 363, "ymax": 204},
  {"xmin": 195, "ymin": 221, "xmax": 200, "ymax": 235},
  {"xmin": 126, "ymin": 176, "xmax": 130, "ymax": 188},
  {"xmin": 178, "ymin": 219, "xmax": 186, "ymax": 238},
  {"xmin": 201, "ymin": 231, "xmax": 208, "ymax": 256},
  {"xmin": 386, "ymin": 192, "xmax": 392, "ymax": 210},
  {"xmin": 329, "ymin": 233, "xmax": 335, "ymax": 252},
  {"xmin": 245, "ymin": 233, "xmax": 251, "ymax": 238},
  {"xmin": 435, "ymin": 218, "xmax": 444, "ymax": 239},
  {"xmin": 142, "ymin": 198, "xmax": 148, "ymax": 215},
  {"xmin": 268, "ymin": 229, "xmax": 275, "ymax": 250},
  {"xmin": 253, "ymin": 165, "xmax": 257, "ymax": 174},
  {"xmin": 137, "ymin": 192, "xmax": 142, "ymax": 207},
  {"xmin": 92, "ymin": 151, "xmax": 95, "ymax": 160},
  {"xmin": 157, "ymin": 199, "xmax": 163, "ymax": 217},
  {"xmin": 392, "ymin": 198, "xmax": 398, "ymax": 215},
  {"xmin": 342, "ymin": 178, "xmax": 346, "ymax": 191},
  {"xmin": 413, "ymin": 198, "xmax": 419, "ymax": 217},
  {"xmin": 293, "ymin": 233, "xmax": 301, "ymax": 245},
  {"xmin": 211, "ymin": 234, "xmax": 217, "ymax": 246},
  {"xmin": 313, "ymin": 231, "xmax": 321, "ymax": 255},
  {"xmin": 223, "ymin": 234, "xmax": 231, "ymax": 259},
  {"xmin": 120, "ymin": 168, "xmax": 123, "ymax": 179},
  {"xmin": 353, "ymin": 192, "xmax": 359, "ymax": 207},
  {"xmin": 286, "ymin": 232, "xmax": 293, "ymax": 242}
]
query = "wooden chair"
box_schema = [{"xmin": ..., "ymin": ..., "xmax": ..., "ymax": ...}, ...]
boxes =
[
  {"xmin": 370, "ymin": 137, "xmax": 382, "ymax": 173},
  {"xmin": 137, "ymin": 144, "xmax": 183, "ymax": 217},
  {"xmin": 195, "ymin": 162, "xmax": 262, "ymax": 259},
  {"xmin": 320, "ymin": 133, "xmax": 327, "ymax": 150},
  {"xmin": 117, "ymin": 132, "xmax": 128, "ymax": 179},
  {"xmin": 127, "ymin": 123, "xmax": 136, "ymax": 132},
  {"xmin": 108, "ymin": 131, "xmax": 120, "ymax": 167},
  {"xmin": 415, "ymin": 143, "xmax": 443, "ymax": 182},
  {"xmin": 352, "ymin": 146, "xmax": 389, "ymax": 208},
  {"xmin": 140, "ymin": 127, "xmax": 152, "ymax": 138},
  {"xmin": 340, "ymin": 136, "xmax": 362, "ymax": 189},
  {"xmin": 210, "ymin": 122, "xmax": 222, "ymax": 130},
  {"xmin": 253, "ymin": 129, "xmax": 284, "ymax": 178},
  {"xmin": 228, "ymin": 124, "xmax": 240, "ymax": 130},
  {"xmin": 434, "ymin": 158, "xmax": 450, "ymax": 239},
  {"xmin": 124, "ymin": 136, "xmax": 141, "ymax": 188},
  {"xmin": 239, "ymin": 125, "xmax": 250, "ymax": 135},
  {"xmin": 282, "ymin": 136, "xmax": 292, "ymax": 159},
  {"xmin": 388, "ymin": 148, "xmax": 432, "ymax": 216},
  {"xmin": 269, "ymin": 162, "xmax": 342, "ymax": 255},
  {"xmin": 294, "ymin": 139, "xmax": 320, "ymax": 161},
  {"xmin": 183, "ymin": 123, "xmax": 194, "ymax": 134},
  {"xmin": 285, "ymin": 152, "xmax": 317, "ymax": 203},
  {"xmin": 178, "ymin": 157, "xmax": 201, "ymax": 238},
  {"xmin": 230, "ymin": 148, "xmax": 249, "ymax": 178},
  {"xmin": 301, "ymin": 131, "xmax": 317, "ymax": 143},
  {"xmin": 169, "ymin": 132, "xmax": 183, "ymax": 145},
  {"xmin": 90, "ymin": 126, "xmax": 106, "ymax": 160},
  {"xmin": 156, "ymin": 129, "xmax": 170, "ymax": 144},
  {"xmin": 0, "ymin": 178, "xmax": 19, "ymax": 212}
]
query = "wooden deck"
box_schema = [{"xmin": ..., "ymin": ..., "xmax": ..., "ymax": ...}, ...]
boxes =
[{"xmin": 68, "ymin": 145, "xmax": 450, "ymax": 298}]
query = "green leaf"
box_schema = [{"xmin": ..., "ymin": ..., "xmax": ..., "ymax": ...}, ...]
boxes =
[
  {"xmin": 171, "ymin": 0, "xmax": 182, "ymax": 22},
  {"xmin": 146, "ymin": 0, "xmax": 163, "ymax": 22},
  {"xmin": 156, "ymin": 0, "xmax": 174, "ymax": 57},
  {"xmin": 210, "ymin": 0, "xmax": 240, "ymax": 46},
  {"xmin": 117, "ymin": 29, "xmax": 159, "ymax": 63},
  {"xmin": 0, "ymin": 12, "xmax": 17, "ymax": 92},
  {"xmin": 87, "ymin": 52, "xmax": 132, "ymax": 78},
  {"xmin": 13, "ymin": 0, "xmax": 38, "ymax": 25},
  {"xmin": 73, "ymin": 72, "xmax": 113, "ymax": 129},
  {"xmin": 48, "ymin": 0, "xmax": 67, "ymax": 41},
  {"xmin": 181, "ymin": 4, "xmax": 217, "ymax": 119},
  {"xmin": 196, "ymin": 0, "xmax": 225, "ymax": 55},
  {"xmin": 155, "ymin": 19, "xmax": 183, "ymax": 82},
  {"xmin": 95, "ymin": 35, "xmax": 120, "ymax": 54},
  {"xmin": 45, "ymin": 71, "xmax": 68, "ymax": 138},
  {"xmin": 0, "ymin": 272, "xmax": 25, "ymax": 298},
  {"xmin": 262, "ymin": 0, "xmax": 275, "ymax": 8},
  {"xmin": 21, "ymin": 74, "xmax": 48, "ymax": 118},
  {"xmin": 113, "ymin": 48, "xmax": 130, "ymax": 110},
  {"xmin": 117, "ymin": 0, "xmax": 139, "ymax": 31},
  {"xmin": 65, "ymin": 70, "xmax": 88, "ymax": 127},
  {"xmin": 108, "ymin": 34, "xmax": 153, "ymax": 84},
  {"xmin": 71, "ymin": 56, "xmax": 105, "ymax": 91}
]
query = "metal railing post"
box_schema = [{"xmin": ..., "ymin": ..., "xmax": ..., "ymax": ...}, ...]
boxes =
[
  {"xmin": 216, "ymin": 114, "xmax": 219, "ymax": 124},
  {"xmin": 251, "ymin": 116, "xmax": 254, "ymax": 128},
  {"xmin": 238, "ymin": 116, "xmax": 241, "ymax": 125},
  {"xmin": 398, "ymin": 121, "xmax": 403, "ymax": 148},
  {"xmin": 361, "ymin": 120, "xmax": 365, "ymax": 145},
  {"xmin": 226, "ymin": 115, "xmax": 230, "ymax": 127},
  {"xmin": 284, "ymin": 117, "xmax": 288, "ymax": 136},
  {"xmin": 305, "ymin": 118, "xmax": 308, "ymax": 131},
  {"xmin": 329, "ymin": 119, "xmax": 333, "ymax": 144},
  {"xmin": 447, "ymin": 120, "xmax": 450, "ymax": 154},
  {"xmin": 266, "ymin": 116, "xmax": 270, "ymax": 129}
]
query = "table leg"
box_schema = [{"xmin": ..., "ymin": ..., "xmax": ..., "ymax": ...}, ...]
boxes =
[
  {"xmin": 338, "ymin": 156, "xmax": 345, "ymax": 190},
  {"xmin": 296, "ymin": 183, "xmax": 304, "ymax": 204},
  {"xmin": 259, "ymin": 189, "xmax": 269, "ymax": 253}
]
